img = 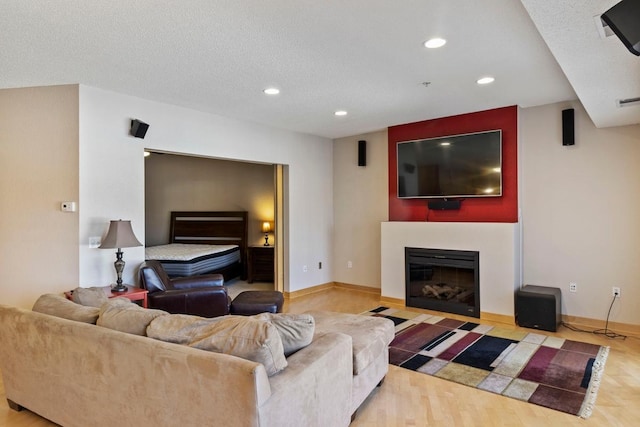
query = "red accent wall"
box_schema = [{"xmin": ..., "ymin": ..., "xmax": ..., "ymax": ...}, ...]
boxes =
[{"xmin": 388, "ymin": 106, "xmax": 518, "ymax": 222}]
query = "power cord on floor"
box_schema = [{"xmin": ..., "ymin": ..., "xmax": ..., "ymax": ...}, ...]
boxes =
[{"xmin": 561, "ymin": 294, "xmax": 627, "ymax": 340}]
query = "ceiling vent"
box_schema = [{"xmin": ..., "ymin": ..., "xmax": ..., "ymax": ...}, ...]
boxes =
[{"xmin": 617, "ymin": 97, "xmax": 640, "ymax": 108}]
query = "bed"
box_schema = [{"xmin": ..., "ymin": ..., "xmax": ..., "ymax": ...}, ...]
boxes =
[{"xmin": 145, "ymin": 211, "xmax": 248, "ymax": 280}]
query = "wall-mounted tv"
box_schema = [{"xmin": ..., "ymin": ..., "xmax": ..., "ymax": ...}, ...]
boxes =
[{"xmin": 397, "ymin": 130, "xmax": 502, "ymax": 199}]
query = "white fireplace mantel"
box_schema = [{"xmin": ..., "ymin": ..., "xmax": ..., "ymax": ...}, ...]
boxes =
[{"xmin": 381, "ymin": 221, "xmax": 521, "ymax": 318}]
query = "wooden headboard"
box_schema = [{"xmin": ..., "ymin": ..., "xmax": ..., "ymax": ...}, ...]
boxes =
[{"xmin": 169, "ymin": 211, "xmax": 248, "ymax": 278}]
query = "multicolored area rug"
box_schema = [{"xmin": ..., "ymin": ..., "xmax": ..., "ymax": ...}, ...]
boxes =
[{"xmin": 366, "ymin": 307, "xmax": 609, "ymax": 418}]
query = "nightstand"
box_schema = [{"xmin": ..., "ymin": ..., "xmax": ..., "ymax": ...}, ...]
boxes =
[{"xmin": 247, "ymin": 246, "xmax": 274, "ymax": 283}]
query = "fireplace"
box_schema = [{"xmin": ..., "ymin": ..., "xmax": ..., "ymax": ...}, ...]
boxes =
[{"xmin": 405, "ymin": 247, "xmax": 480, "ymax": 318}]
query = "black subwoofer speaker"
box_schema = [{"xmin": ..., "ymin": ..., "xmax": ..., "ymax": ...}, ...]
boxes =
[{"xmin": 515, "ymin": 285, "xmax": 561, "ymax": 332}]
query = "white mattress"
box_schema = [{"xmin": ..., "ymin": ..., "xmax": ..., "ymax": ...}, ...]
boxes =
[
  {"xmin": 145, "ymin": 243, "xmax": 238, "ymax": 261},
  {"xmin": 145, "ymin": 243, "xmax": 241, "ymax": 276}
]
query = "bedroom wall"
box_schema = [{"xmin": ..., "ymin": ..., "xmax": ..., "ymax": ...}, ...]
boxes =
[
  {"xmin": 333, "ymin": 130, "xmax": 389, "ymax": 288},
  {"xmin": 79, "ymin": 85, "xmax": 333, "ymax": 293},
  {"xmin": 0, "ymin": 85, "xmax": 79, "ymax": 308},
  {"xmin": 144, "ymin": 154, "xmax": 275, "ymax": 247}
]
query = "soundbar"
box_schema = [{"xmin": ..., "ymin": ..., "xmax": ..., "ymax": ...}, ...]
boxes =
[{"xmin": 427, "ymin": 199, "xmax": 462, "ymax": 210}]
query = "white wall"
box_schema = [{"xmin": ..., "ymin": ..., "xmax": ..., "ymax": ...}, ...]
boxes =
[
  {"xmin": 333, "ymin": 130, "xmax": 389, "ymax": 288},
  {"xmin": 79, "ymin": 85, "xmax": 333, "ymax": 293},
  {"xmin": 520, "ymin": 102, "xmax": 640, "ymax": 325},
  {"xmin": 0, "ymin": 85, "xmax": 79, "ymax": 308}
]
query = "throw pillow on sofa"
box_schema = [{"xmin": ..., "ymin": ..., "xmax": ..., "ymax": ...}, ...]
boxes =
[
  {"xmin": 147, "ymin": 314, "xmax": 287, "ymax": 376},
  {"xmin": 252, "ymin": 313, "xmax": 315, "ymax": 356},
  {"xmin": 71, "ymin": 286, "xmax": 108, "ymax": 307},
  {"xmin": 97, "ymin": 298, "xmax": 168, "ymax": 336},
  {"xmin": 32, "ymin": 293, "xmax": 100, "ymax": 324}
]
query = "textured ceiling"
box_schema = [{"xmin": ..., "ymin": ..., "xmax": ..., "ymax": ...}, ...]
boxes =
[{"xmin": 0, "ymin": 1, "xmax": 636, "ymax": 139}]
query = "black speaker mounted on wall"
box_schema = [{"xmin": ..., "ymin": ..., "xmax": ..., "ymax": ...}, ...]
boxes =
[
  {"xmin": 601, "ymin": 0, "xmax": 640, "ymax": 56},
  {"xmin": 130, "ymin": 119, "xmax": 149, "ymax": 139},
  {"xmin": 358, "ymin": 140, "xmax": 366, "ymax": 166},
  {"xmin": 427, "ymin": 199, "xmax": 461, "ymax": 211},
  {"xmin": 562, "ymin": 108, "xmax": 574, "ymax": 146}
]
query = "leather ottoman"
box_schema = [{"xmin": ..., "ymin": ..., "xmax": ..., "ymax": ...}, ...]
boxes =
[{"xmin": 230, "ymin": 290, "xmax": 284, "ymax": 315}]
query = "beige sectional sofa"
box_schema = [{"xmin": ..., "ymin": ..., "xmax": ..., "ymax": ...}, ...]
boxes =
[
  {"xmin": 0, "ymin": 296, "xmax": 354, "ymax": 427},
  {"xmin": 0, "ymin": 294, "xmax": 395, "ymax": 427}
]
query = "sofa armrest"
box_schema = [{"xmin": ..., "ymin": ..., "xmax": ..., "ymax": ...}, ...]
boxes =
[
  {"xmin": 258, "ymin": 332, "xmax": 353, "ymax": 427},
  {"xmin": 148, "ymin": 288, "xmax": 230, "ymax": 317},
  {"xmin": 170, "ymin": 274, "xmax": 224, "ymax": 290}
]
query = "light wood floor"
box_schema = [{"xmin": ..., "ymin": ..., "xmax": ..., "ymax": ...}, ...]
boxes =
[{"xmin": 2, "ymin": 287, "xmax": 639, "ymax": 427}]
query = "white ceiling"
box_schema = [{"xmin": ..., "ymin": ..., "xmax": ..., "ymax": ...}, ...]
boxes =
[{"xmin": 1, "ymin": 0, "xmax": 637, "ymax": 139}]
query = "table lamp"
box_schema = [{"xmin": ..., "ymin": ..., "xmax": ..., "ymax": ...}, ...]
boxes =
[
  {"xmin": 261, "ymin": 221, "xmax": 272, "ymax": 246},
  {"xmin": 99, "ymin": 220, "xmax": 142, "ymax": 292}
]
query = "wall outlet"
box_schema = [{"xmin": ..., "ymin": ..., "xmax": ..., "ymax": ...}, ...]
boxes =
[
  {"xmin": 569, "ymin": 282, "xmax": 577, "ymax": 292},
  {"xmin": 612, "ymin": 286, "xmax": 621, "ymax": 298},
  {"xmin": 61, "ymin": 201, "xmax": 77, "ymax": 212},
  {"xmin": 302, "ymin": 265, "xmax": 308, "ymax": 273},
  {"xmin": 347, "ymin": 261, "xmax": 353, "ymax": 269}
]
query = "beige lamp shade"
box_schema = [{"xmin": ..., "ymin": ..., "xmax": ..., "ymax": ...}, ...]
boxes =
[
  {"xmin": 261, "ymin": 221, "xmax": 272, "ymax": 233},
  {"xmin": 99, "ymin": 220, "xmax": 142, "ymax": 249}
]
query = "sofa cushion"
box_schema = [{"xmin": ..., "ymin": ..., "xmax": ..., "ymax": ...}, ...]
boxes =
[
  {"xmin": 252, "ymin": 313, "xmax": 315, "ymax": 356},
  {"xmin": 147, "ymin": 314, "xmax": 287, "ymax": 376},
  {"xmin": 71, "ymin": 286, "xmax": 108, "ymax": 307},
  {"xmin": 97, "ymin": 298, "xmax": 168, "ymax": 336},
  {"xmin": 32, "ymin": 293, "xmax": 100, "ymax": 324},
  {"xmin": 308, "ymin": 311, "xmax": 395, "ymax": 375}
]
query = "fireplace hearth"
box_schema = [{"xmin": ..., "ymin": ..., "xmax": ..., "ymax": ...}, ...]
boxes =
[{"xmin": 405, "ymin": 247, "xmax": 480, "ymax": 317}]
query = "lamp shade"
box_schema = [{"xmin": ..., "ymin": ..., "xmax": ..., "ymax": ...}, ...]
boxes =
[
  {"xmin": 261, "ymin": 221, "xmax": 272, "ymax": 233},
  {"xmin": 98, "ymin": 220, "xmax": 142, "ymax": 249}
]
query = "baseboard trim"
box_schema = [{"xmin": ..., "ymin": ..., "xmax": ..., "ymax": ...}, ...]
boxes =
[
  {"xmin": 284, "ymin": 282, "xmax": 382, "ymax": 300},
  {"xmin": 480, "ymin": 312, "xmax": 514, "ymax": 325},
  {"xmin": 561, "ymin": 314, "xmax": 640, "ymax": 336},
  {"xmin": 284, "ymin": 282, "xmax": 334, "ymax": 299},
  {"xmin": 334, "ymin": 282, "xmax": 381, "ymax": 294}
]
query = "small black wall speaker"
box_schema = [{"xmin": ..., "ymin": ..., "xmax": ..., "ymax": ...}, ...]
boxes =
[
  {"xmin": 427, "ymin": 199, "xmax": 461, "ymax": 211},
  {"xmin": 130, "ymin": 119, "xmax": 149, "ymax": 139},
  {"xmin": 601, "ymin": 0, "xmax": 640, "ymax": 56},
  {"xmin": 515, "ymin": 285, "xmax": 561, "ymax": 332},
  {"xmin": 562, "ymin": 108, "xmax": 574, "ymax": 146},
  {"xmin": 358, "ymin": 140, "xmax": 366, "ymax": 166}
]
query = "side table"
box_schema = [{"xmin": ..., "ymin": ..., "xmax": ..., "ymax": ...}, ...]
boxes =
[
  {"xmin": 247, "ymin": 246, "xmax": 275, "ymax": 283},
  {"xmin": 65, "ymin": 285, "xmax": 148, "ymax": 308}
]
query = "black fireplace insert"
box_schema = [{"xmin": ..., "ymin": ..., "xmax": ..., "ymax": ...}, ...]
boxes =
[{"xmin": 405, "ymin": 247, "xmax": 480, "ymax": 318}]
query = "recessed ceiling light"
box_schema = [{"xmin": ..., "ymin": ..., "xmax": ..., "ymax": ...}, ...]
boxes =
[
  {"xmin": 263, "ymin": 87, "xmax": 280, "ymax": 95},
  {"xmin": 334, "ymin": 110, "xmax": 348, "ymax": 116},
  {"xmin": 440, "ymin": 142, "xmax": 451, "ymax": 146},
  {"xmin": 424, "ymin": 38, "xmax": 446, "ymax": 49},
  {"xmin": 477, "ymin": 76, "xmax": 495, "ymax": 85}
]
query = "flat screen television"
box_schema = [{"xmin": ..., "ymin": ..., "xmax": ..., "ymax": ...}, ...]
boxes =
[{"xmin": 397, "ymin": 129, "xmax": 502, "ymax": 199}]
